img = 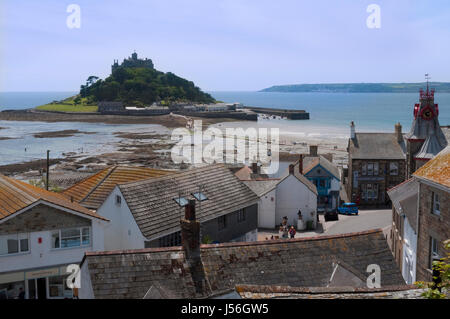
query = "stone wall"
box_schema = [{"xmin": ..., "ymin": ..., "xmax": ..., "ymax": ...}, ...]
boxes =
[
  {"xmin": 416, "ymin": 183, "xmax": 449, "ymax": 281},
  {"xmin": 0, "ymin": 204, "xmax": 90, "ymax": 235},
  {"xmin": 389, "ymin": 207, "xmax": 403, "ymax": 272},
  {"xmin": 348, "ymin": 159, "xmax": 406, "ymax": 206}
]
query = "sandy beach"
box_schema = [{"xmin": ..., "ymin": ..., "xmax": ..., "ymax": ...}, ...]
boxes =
[{"xmin": 0, "ymin": 110, "xmax": 352, "ymax": 189}]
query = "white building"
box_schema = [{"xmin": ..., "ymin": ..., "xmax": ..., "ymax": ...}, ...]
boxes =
[
  {"xmin": 96, "ymin": 164, "xmax": 259, "ymax": 250},
  {"xmin": 238, "ymin": 164, "xmax": 318, "ymax": 230},
  {"xmin": 387, "ymin": 178, "xmax": 419, "ymax": 285},
  {"xmin": 0, "ymin": 175, "xmax": 108, "ymax": 299}
]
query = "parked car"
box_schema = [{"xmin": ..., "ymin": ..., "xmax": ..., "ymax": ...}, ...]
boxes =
[
  {"xmin": 324, "ymin": 209, "xmax": 339, "ymax": 222},
  {"xmin": 337, "ymin": 202, "xmax": 359, "ymax": 215}
]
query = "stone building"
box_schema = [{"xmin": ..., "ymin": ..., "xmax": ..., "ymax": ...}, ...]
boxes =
[
  {"xmin": 346, "ymin": 84, "xmax": 447, "ymax": 207},
  {"xmin": 413, "ymin": 146, "xmax": 449, "ymax": 282},
  {"xmin": 346, "ymin": 122, "xmax": 406, "ymax": 207}
]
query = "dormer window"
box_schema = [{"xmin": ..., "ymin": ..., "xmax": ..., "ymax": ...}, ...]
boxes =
[
  {"xmin": 174, "ymin": 197, "xmax": 189, "ymax": 207},
  {"xmin": 192, "ymin": 192, "xmax": 208, "ymax": 201}
]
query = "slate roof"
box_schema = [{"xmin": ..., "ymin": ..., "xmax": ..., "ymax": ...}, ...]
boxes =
[
  {"xmin": 0, "ymin": 174, "xmax": 106, "ymax": 221},
  {"xmin": 242, "ymin": 180, "xmax": 280, "ymax": 197},
  {"xmin": 349, "ymin": 133, "xmax": 406, "ymax": 160},
  {"xmin": 279, "ymin": 165, "xmax": 318, "ymax": 195},
  {"xmin": 81, "ymin": 229, "xmax": 405, "ymax": 299},
  {"xmin": 301, "ymin": 155, "xmax": 340, "ymax": 180},
  {"xmin": 118, "ymin": 164, "xmax": 259, "ymax": 240},
  {"xmin": 235, "ymin": 285, "xmax": 425, "ymax": 299},
  {"xmin": 413, "ymin": 145, "xmax": 450, "ymax": 189},
  {"xmin": 62, "ymin": 165, "xmax": 172, "ymax": 209},
  {"xmin": 387, "ymin": 178, "xmax": 419, "ymax": 232},
  {"xmin": 414, "ymin": 133, "xmax": 448, "ymax": 160}
]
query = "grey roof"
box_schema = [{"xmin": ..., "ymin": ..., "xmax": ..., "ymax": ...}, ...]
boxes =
[
  {"xmin": 118, "ymin": 164, "xmax": 259, "ymax": 240},
  {"xmin": 235, "ymin": 285, "xmax": 425, "ymax": 299},
  {"xmin": 349, "ymin": 133, "xmax": 406, "ymax": 160},
  {"xmin": 387, "ymin": 179, "xmax": 418, "ymax": 231},
  {"xmin": 82, "ymin": 229, "xmax": 405, "ymax": 299},
  {"xmin": 399, "ymin": 194, "xmax": 418, "ymax": 232},
  {"xmin": 279, "ymin": 166, "xmax": 318, "ymax": 195},
  {"xmin": 242, "ymin": 179, "xmax": 279, "ymax": 197},
  {"xmin": 301, "ymin": 155, "xmax": 340, "ymax": 180},
  {"xmin": 414, "ymin": 132, "xmax": 448, "ymax": 160}
]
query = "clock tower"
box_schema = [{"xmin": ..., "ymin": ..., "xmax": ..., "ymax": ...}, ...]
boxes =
[{"xmin": 405, "ymin": 74, "xmax": 448, "ymax": 177}]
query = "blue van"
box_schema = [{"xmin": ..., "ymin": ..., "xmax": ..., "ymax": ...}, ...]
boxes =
[{"xmin": 337, "ymin": 203, "xmax": 359, "ymax": 215}]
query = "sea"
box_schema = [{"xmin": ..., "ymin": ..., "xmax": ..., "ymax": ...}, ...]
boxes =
[{"xmin": 0, "ymin": 91, "xmax": 449, "ymax": 166}]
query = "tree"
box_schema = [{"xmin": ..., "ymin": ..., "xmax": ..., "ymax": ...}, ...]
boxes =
[{"xmin": 416, "ymin": 239, "xmax": 450, "ymax": 299}]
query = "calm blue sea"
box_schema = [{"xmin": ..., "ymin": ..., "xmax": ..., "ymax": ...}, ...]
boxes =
[
  {"xmin": 210, "ymin": 91, "xmax": 450, "ymax": 132},
  {"xmin": 1, "ymin": 91, "xmax": 449, "ymax": 166}
]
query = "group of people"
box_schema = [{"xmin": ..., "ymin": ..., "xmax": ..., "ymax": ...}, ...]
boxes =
[{"xmin": 279, "ymin": 216, "xmax": 296, "ymax": 239}]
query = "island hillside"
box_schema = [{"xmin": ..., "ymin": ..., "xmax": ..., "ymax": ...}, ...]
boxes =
[
  {"xmin": 260, "ymin": 82, "xmax": 450, "ymax": 93},
  {"xmin": 36, "ymin": 52, "xmax": 215, "ymax": 112}
]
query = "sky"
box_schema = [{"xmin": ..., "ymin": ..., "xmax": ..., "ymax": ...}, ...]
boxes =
[{"xmin": 1, "ymin": 0, "xmax": 450, "ymax": 92}]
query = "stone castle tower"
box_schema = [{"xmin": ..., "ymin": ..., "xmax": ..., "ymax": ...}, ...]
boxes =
[
  {"xmin": 111, "ymin": 52, "xmax": 154, "ymax": 73},
  {"xmin": 405, "ymin": 80, "xmax": 448, "ymax": 178}
]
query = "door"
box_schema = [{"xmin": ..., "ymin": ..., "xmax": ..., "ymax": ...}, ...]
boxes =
[{"xmin": 37, "ymin": 278, "xmax": 47, "ymax": 299}]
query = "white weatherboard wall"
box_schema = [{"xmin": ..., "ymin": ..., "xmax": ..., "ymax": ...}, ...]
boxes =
[
  {"xmin": 258, "ymin": 189, "xmax": 276, "ymax": 228},
  {"xmin": 0, "ymin": 217, "xmax": 105, "ymax": 274},
  {"xmin": 275, "ymin": 175, "xmax": 317, "ymax": 228},
  {"xmin": 402, "ymin": 217, "xmax": 417, "ymax": 285},
  {"xmin": 96, "ymin": 186, "xmax": 147, "ymax": 251}
]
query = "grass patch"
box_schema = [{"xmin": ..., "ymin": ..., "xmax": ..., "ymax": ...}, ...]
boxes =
[{"xmin": 36, "ymin": 104, "xmax": 98, "ymax": 113}]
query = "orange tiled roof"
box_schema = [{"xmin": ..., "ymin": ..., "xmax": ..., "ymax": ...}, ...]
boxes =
[
  {"xmin": 0, "ymin": 174, "xmax": 107, "ymax": 221},
  {"xmin": 413, "ymin": 146, "xmax": 450, "ymax": 188},
  {"xmin": 62, "ymin": 166, "xmax": 173, "ymax": 209}
]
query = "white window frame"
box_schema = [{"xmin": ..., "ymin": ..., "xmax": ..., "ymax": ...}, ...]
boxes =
[
  {"xmin": 51, "ymin": 226, "xmax": 91, "ymax": 250},
  {"xmin": 0, "ymin": 233, "xmax": 30, "ymax": 256},
  {"xmin": 430, "ymin": 237, "xmax": 440, "ymax": 268},
  {"xmin": 432, "ymin": 192, "xmax": 440, "ymax": 216},
  {"xmin": 389, "ymin": 162, "xmax": 399, "ymax": 176}
]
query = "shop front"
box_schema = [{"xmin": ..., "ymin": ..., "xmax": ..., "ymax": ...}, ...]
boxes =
[{"xmin": 0, "ymin": 265, "xmax": 75, "ymax": 299}]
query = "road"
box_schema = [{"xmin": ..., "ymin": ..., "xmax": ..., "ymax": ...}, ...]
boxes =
[{"xmin": 324, "ymin": 209, "xmax": 392, "ymax": 235}]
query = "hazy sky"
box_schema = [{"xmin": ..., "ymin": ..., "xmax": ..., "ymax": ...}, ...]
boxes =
[{"xmin": 1, "ymin": 0, "xmax": 450, "ymax": 91}]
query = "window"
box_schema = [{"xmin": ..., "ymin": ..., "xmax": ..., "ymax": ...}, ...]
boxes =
[
  {"xmin": 237, "ymin": 209, "xmax": 246, "ymax": 223},
  {"xmin": 174, "ymin": 197, "xmax": 189, "ymax": 207},
  {"xmin": 430, "ymin": 237, "xmax": 440, "ymax": 268},
  {"xmin": 218, "ymin": 215, "xmax": 227, "ymax": 230},
  {"xmin": 367, "ymin": 163, "xmax": 374, "ymax": 176},
  {"xmin": 362, "ymin": 163, "xmax": 367, "ymax": 176},
  {"xmin": 362, "ymin": 183, "xmax": 378, "ymax": 200},
  {"xmin": 51, "ymin": 227, "xmax": 90, "ymax": 249},
  {"xmin": 374, "ymin": 163, "xmax": 379, "ymax": 175},
  {"xmin": 389, "ymin": 162, "xmax": 399, "ymax": 176},
  {"xmin": 432, "ymin": 192, "xmax": 440, "ymax": 215},
  {"xmin": 0, "ymin": 233, "xmax": 29, "ymax": 255},
  {"xmin": 115, "ymin": 195, "xmax": 122, "ymax": 205},
  {"xmin": 192, "ymin": 192, "xmax": 208, "ymax": 201},
  {"xmin": 319, "ymin": 179, "xmax": 326, "ymax": 188}
]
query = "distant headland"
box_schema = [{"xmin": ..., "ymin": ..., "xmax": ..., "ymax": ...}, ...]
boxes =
[{"xmin": 260, "ymin": 82, "xmax": 450, "ymax": 93}]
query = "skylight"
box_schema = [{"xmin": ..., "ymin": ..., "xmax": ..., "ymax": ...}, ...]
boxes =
[
  {"xmin": 192, "ymin": 192, "xmax": 208, "ymax": 201},
  {"xmin": 174, "ymin": 197, "xmax": 189, "ymax": 207}
]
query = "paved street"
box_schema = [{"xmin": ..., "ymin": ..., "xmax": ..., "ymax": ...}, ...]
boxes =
[
  {"xmin": 258, "ymin": 209, "xmax": 392, "ymax": 241},
  {"xmin": 324, "ymin": 209, "xmax": 392, "ymax": 235}
]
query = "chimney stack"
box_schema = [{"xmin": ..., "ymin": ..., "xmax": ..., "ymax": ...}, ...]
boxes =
[
  {"xmin": 309, "ymin": 145, "xmax": 318, "ymax": 157},
  {"xmin": 350, "ymin": 121, "xmax": 356, "ymax": 139},
  {"xmin": 395, "ymin": 122, "xmax": 403, "ymax": 143},
  {"xmin": 289, "ymin": 164, "xmax": 295, "ymax": 175},
  {"xmin": 251, "ymin": 162, "xmax": 258, "ymax": 174},
  {"xmin": 299, "ymin": 154, "xmax": 304, "ymax": 175},
  {"xmin": 181, "ymin": 199, "xmax": 200, "ymax": 259}
]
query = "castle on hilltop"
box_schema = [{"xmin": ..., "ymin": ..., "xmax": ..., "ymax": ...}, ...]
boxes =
[{"xmin": 111, "ymin": 52, "xmax": 154, "ymax": 73}]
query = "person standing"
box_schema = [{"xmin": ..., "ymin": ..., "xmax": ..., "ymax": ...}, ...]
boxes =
[{"xmin": 289, "ymin": 226, "xmax": 296, "ymax": 239}]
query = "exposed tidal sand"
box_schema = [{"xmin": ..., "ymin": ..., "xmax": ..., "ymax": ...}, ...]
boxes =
[{"xmin": 2, "ymin": 116, "xmax": 351, "ymax": 188}]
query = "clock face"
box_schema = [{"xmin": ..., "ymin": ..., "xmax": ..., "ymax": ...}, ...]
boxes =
[{"xmin": 421, "ymin": 106, "xmax": 434, "ymax": 120}]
